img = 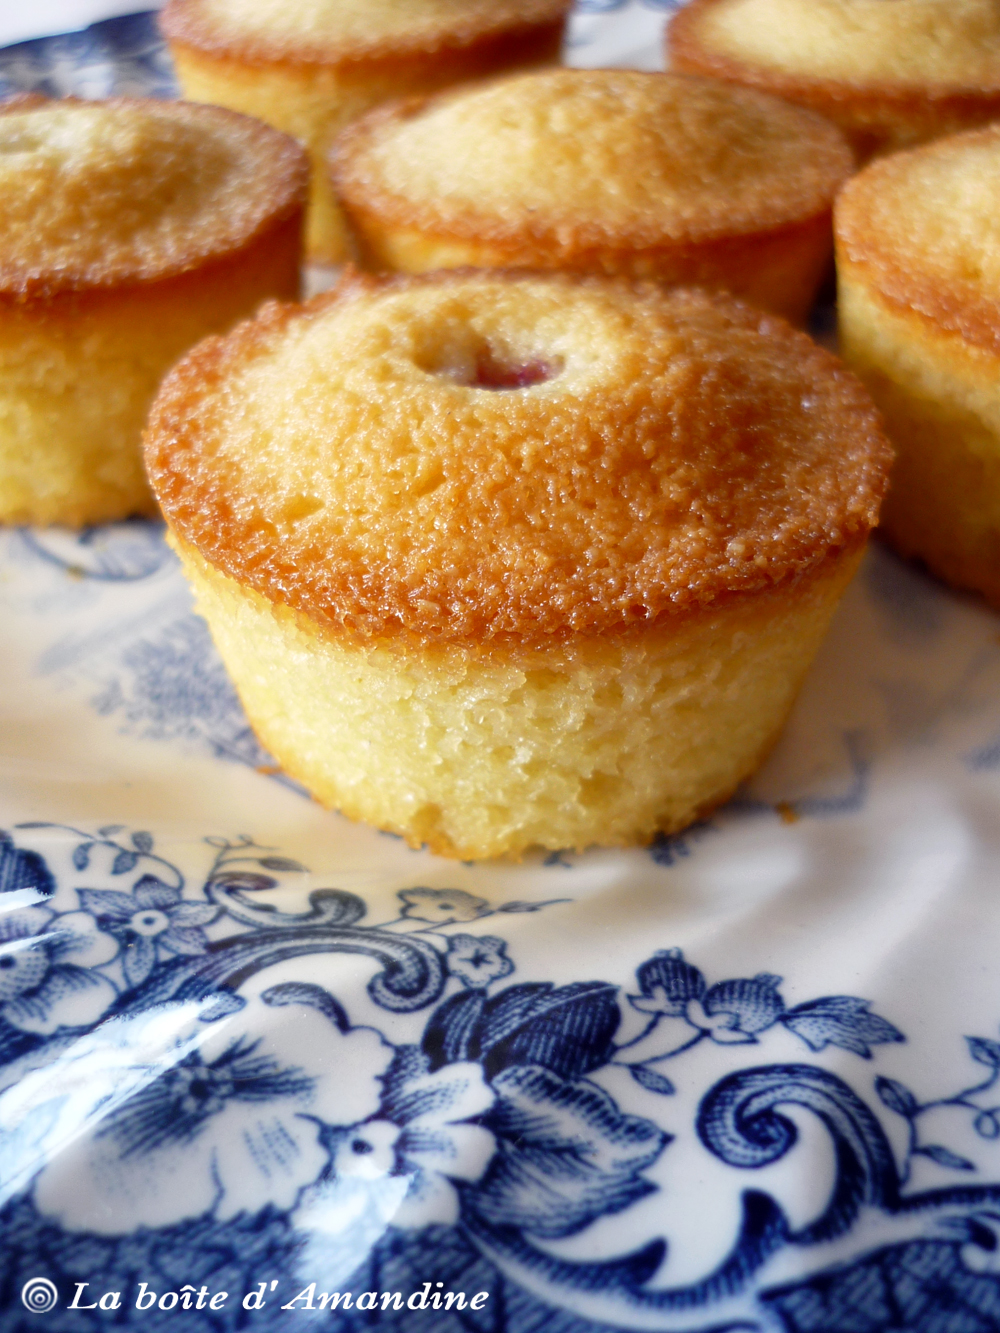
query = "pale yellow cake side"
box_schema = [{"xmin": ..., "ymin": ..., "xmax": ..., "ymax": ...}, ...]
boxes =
[
  {"xmin": 175, "ymin": 534, "xmax": 862, "ymax": 859},
  {"xmin": 171, "ymin": 47, "xmax": 405, "ymax": 262},
  {"xmin": 172, "ymin": 41, "xmax": 558, "ymax": 262},
  {"xmin": 839, "ymin": 271, "xmax": 1000, "ymax": 606},
  {"xmin": 349, "ymin": 213, "xmax": 836, "ymax": 324},
  {"xmin": 332, "ymin": 70, "xmax": 851, "ymax": 319},
  {"xmin": 0, "ymin": 226, "xmax": 300, "ymax": 527}
]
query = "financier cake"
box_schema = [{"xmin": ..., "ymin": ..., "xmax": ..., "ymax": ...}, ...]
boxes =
[
  {"xmin": 330, "ymin": 69, "xmax": 853, "ymax": 322},
  {"xmin": 0, "ymin": 95, "xmax": 306, "ymax": 528},
  {"xmin": 145, "ymin": 270, "xmax": 891, "ymax": 860},
  {"xmin": 160, "ymin": 0, "xmax": 571, "ymax": 262},
  {"xmin": 669, "ymin": 0, "xmax": 1000, "ymax": 162},
  {"xmin": 837, "ymin": 124, "xmax": 1000, "ymax": 608}
]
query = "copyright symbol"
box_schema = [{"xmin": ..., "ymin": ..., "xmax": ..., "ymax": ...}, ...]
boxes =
[{"xmin": 21, "ymin": 1278, "xmax": 58, "ymax": 1313}]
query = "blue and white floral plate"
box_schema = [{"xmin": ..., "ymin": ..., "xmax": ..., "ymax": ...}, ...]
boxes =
[{"xmin": 4, "ymin": 7, "xmax": 1000, "ymax": 1331}]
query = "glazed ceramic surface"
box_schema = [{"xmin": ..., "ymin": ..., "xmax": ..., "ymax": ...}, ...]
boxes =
[{"xmin": 4, "ymin": 6, "xmax": 1000, "ymax": 1331}]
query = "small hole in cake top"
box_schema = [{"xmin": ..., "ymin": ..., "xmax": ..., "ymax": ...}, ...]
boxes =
[
  {"xmin": 148, "ymin": 276, "xmax": 895, "ymax": 649},
  {"xmin": 414, "ymin": 326, "xmax": 562, "ymax": 390},
  {"xmin": 472, "ymin": 350, "xmax": 555, "ymax": 390}
]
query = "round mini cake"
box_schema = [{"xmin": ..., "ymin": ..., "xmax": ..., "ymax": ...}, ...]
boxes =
[
  {"xmin": 330, "ymin": 69, "xmax": 853, "ymax": 322},
  {"xmin": 146, "ymin": 270, "xmax": 890, "ymax": 860},
  {"xmin": 837, "ymin": 124, "xmax": 1000, "ymax": 608},
  {"xmin": 668, "ymin": 0, "xmax": 1000, "ymax": 162},
  {"xmin": 0, "ymin": 95, "xmax": 306, "ymax": 528},
  {"xmin": 159, "ymin": 0, "xmax": 571, "ymax": 262}
]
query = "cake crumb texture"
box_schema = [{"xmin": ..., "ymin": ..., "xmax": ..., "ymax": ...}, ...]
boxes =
[
  {"xmin": 675, "ymin": 0, "xmax": 1000, "ymax": 87},
  {"xmin": 837, "ymin": 125, "xmax": 1000, "ymax": 606},
  {"xmin": 162, "ymin": 0, "xmax": 569, "ymax": 260},
  {"xmin": 836, "ymin": 123, "xmax": 1000, "ymax": 355},
  {"xmin": 840, "ymin": 281, "xmax": 1000, "ymax": 605},
  {"xmin": 0, "ymin": 227, "xmax": 301, "ymax": 526},
  {"xmin": 177, "ymin": 536, "xmax": 862, "ymax": 858},
  {"xmin": 0, "ymin": 98, "xmax": 306, "ymax": 295},
  {"xmin": 0, "ymin": 96, "xmax": 305, "ymax": 526},
  {"xmin": 148, "ymin": 270, "xmax": 889, "ymax": 647},
  {"xmin": 332, "ymin": 69, "xmax": 852, "ymax": 253}
]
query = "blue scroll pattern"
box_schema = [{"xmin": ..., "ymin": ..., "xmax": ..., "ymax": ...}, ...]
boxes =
[{"xmin": 3, "ymin": 826, "xmax": 1000, "ymax": 1330}]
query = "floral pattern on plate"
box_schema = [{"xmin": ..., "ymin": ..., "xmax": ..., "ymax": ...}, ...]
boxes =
[
  {"xmin": 3, "ymin": 825, "xmax": 1000, "ymax": 1331},
  {"xmin": 5, "ymin": 6, "xmax": 1000, "ymax": 1331}
]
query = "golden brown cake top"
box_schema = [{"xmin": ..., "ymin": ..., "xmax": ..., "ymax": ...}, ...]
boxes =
[
  {"xmin": 836, "ymin": 123, "xmax": 1000, "ymax": 354},
  {"xmin": 332, "ymin": 70, "xmax": 852, "ymax": 253},
  {"xmin": 0, "ymin": 97, "xmax": 306, "ymax": 296},
  {"xmin": 160, "ymin": 0, "xmax": 570, "ymax": 68},
  {"xmin": 669, "ymin": 0, "xmax": 1000, "ymax": 90},
  {"xmin": 147, "ymin": 270, "xmax": 890, "ymax": 648}
]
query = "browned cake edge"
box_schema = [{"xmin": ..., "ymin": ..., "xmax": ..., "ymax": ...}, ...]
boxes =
[
  {"xmin": 146, "ymin": 269, "xmax": 891, "ymax": 650},
  {"xmin": 0, "ymin": 95, "xmax": 308, "ymax": 297},
  {"xmin": 159, "ymin": 0, "xmax": 570, "ymax": 73},
  {"xmin": 667, "ymin": 0, "xmax": 1000, "ymax": 159},
  {"xmin": 835, "ymin": 137, "xmax": 1000, "ymax": 358},
  {"xmin": 329, "ymin": 79, "xmax": 853, "ymax": 255}
]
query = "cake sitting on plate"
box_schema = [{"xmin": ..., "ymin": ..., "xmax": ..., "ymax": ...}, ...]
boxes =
[
  {"xmin": 837, "ymin": 123, "xmax": 1000, "ymax": 609},
  {"xmin": 0, "ymin": 95, "xmax": 306, "ymax": 528},
  {"xmin": 145, "ymin": 270, "xmax": 891, "ymax": 859}
]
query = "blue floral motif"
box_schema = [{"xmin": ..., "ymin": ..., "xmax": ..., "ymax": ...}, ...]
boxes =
[
  {"xmin": 692, "ymin": 972, "xmax": 787, "ymax": 1042},
  {"xmin": 783, "ymin": 995, "xmax": 910, "ymax": 1056},
  {"xmin": 78, "ymin": 876, "xmax": 217, "ymax": 986},
  {"xmin": 629, "ymin": 944, "xmax": 713, "ymax": 1016},
  {"xmin": 618, "ymin": 948, "xmax": 904, "ymax": 1084},
  {"xmin": 90, "ymin": 614, "xmax": 289, "ymax": 778},
  {"xmin": 471, "ymin": 1065, "xmax": 668, "ymax": 1239},
  {"xmin": 446, "ymin": 934, "xmax": 514, "ymax": 990},
  {"xmin": 3, "ymin": 992, "xmax": 393, "ymax": 1233},
  {"xmin": 395, "ymin": 886, "xmax": 571, "ymax": 931},
  {"xmin": 0, "ymin": 905, "xmax": 117, "ymax": 1037},
  {"xmin": 288, "ymin": 1050, "xmax": 496, "ymax": 1293},
  {"xmin": 423, "ymin": 977, "xmax": 621, "ymax": 1082},
  {"xmin": 17, "ymin": 524, "xmax": 174, "ymax": 583},
  {"xmin": 1, "ymin": 824, "xmax": 1000, "ymax": 1332},
  {"xmin": 874, "ymin": 1033, "xmax": 1000, "ymax": 1184},
  {"xmin": 347, "ymin": 1046, "xmax": 496, "ymax": 1227},
  {"xmin": 763, "ymin": 1236, "xmax": 1000, "ymax": 1332},
  {"xmin": 0, "ymin": 829, "xmax": 55, "ymax": 901},
  {"xmin": 648, "ymin": 820, "xmax": 712, "ymax": 867},
  {"xmin": 398, "ymin": 887, "xmax": 490, "ymax": 925}
]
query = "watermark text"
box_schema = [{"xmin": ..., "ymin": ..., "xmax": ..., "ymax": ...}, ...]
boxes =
[{"xmin": 21, "ymin": 1278, "xmax": 490, "ymax": 1315}]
